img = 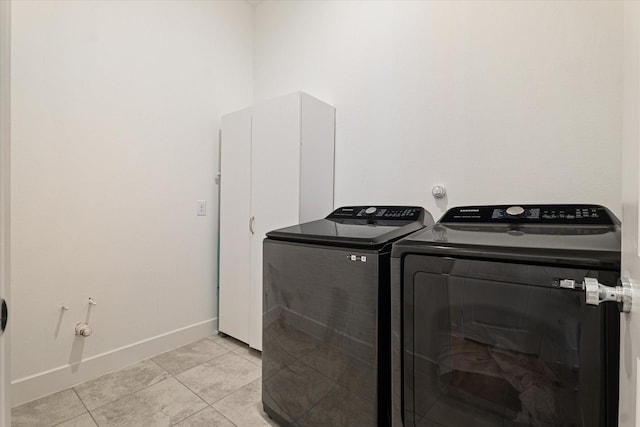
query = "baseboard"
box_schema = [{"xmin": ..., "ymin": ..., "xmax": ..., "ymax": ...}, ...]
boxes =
[{"xmin": 11, "ymin": 317, "xmax": 218, "ymax": 407}]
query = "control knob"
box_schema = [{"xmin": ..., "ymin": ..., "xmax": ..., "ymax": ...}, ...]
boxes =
[{"xmin": 506, "ymin": 206, "xmax": 525, "ymax": 217}]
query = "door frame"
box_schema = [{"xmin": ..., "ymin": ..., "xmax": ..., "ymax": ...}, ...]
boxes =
[
  {"xmin": 619, "ymin": 1, "xmax": 640, "ymax": 426},
  {"xmin": 0, "ymin": 0, "xmax": 11, "ymax": 425}
]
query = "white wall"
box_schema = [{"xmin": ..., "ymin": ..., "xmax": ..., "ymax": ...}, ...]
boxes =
[
  {"xmin": 11, "ymin": 0, "xmax": 253, "ymax": 405},
  {"xmin": 9, "ymin": 0, "xmax": 625, "ymax": 407},
  {"xmin": 254, "ymin": 0, "xmax": 623, "ymax": 219}
]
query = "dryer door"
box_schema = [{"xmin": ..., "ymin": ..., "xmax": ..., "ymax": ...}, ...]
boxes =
[{"xmin": 400, "ymin": 255, "xmax": 619, "ymax": 427}]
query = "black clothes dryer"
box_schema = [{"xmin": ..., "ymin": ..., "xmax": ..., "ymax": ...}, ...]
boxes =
[
  {"xmin": 391, "ymin": 204, "xmax": 621, "ymax": 427},
  {"xmin": 262, "ymin": 206, "xmax": 434, "ymax": 427}
]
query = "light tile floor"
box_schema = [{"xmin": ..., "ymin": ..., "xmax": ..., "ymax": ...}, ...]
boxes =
[{"xmin": 12, "ymin": 334, "xmax": 276, "ymax": 427}]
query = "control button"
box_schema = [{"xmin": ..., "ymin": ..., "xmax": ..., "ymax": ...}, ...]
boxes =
[
  {"xmin": 506, "ymin": 206, "xmax": 525, "ymax": 216},
  {"xmin": 365, "ymin": 207, "xmax": 377, "ymax": 215}
]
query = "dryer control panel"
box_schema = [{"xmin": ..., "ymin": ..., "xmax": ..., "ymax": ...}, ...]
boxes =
[
  {"xmin": 327, "ymin": 206, "xmax": 424, "ymax": 221},
  {"xmin": 441, "ymin": 204, "xmax": 618, "ymax": 225}
]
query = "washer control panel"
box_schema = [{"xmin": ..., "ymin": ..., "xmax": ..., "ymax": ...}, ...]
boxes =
[
  {"xmin": 327, "ymin": 206, "xmax": 424, "ymax": 221},
  {"xmin": 441, "ymin": 204, "xmax": 617, "ymax": 225}
]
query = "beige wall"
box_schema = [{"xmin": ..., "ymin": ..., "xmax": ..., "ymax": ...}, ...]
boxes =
[
  {"xmin": 254, "ymin": 0, "xmax": 623, "ymax": 219},
  {"xmin": 9, "ymin": 0, "xmax": 626, "ymax": 407},
  {"xmin": 11, "ymin": 0, "xmax": 253, "ymax": 404}
]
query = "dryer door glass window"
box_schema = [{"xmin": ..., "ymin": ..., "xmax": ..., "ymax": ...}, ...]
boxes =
[{"xmin": 402, "ymin": 255, "xmax": 619, "ymax": 427}]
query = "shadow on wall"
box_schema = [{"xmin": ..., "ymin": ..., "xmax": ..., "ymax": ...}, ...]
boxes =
[
  {"xmin": 55, "ymin": 300, "xmax": 97, "ymax": 372},
  {"xmin": 435, "ymin": 195, "xmax": 448, "ymax": 215}
]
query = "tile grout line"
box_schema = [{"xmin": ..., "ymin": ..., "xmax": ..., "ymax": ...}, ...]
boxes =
[
  {"xmin": 203, "ymin": 335, "xmax": 263, "ymax": 369},
  {"xmin": 47, "ymin": 387, "xmax": 97, "ymax": 427},
  {"xmin": 168, "ymin": 404, "xmax": 238, "ymax": 427},
  {"xmin": 171, "ymin": 352, "xmax": 261, "ymax": 406},
  {"xmin": 22, "ymin": 335, "xmax": 256, "ymax": 426},
  {"xmin": 213, "ymin": 406, "xmax": 240, "ymax": 427},
  {"xmin": 153, "ymin": 345, "xmax": 234, "ymax": 376},
  {"xmin": 231, "ymin": 347, "xmax": 263, "ymax": 367},
  {"xmin": 240, "ymin": 355, "xmax": 262, "ymax": 367},
  {"xmin": 170, "ymin": 365, "xmax": 216, "ymax": 406},
  {"xmin": 169, "ymin": 362, "xmax": 210, "ymax": 408},
  {"xmin": 80, "ymin": 361, "xmax": 173, "ymax": 414},
  {"xmin": 75, "ymin": 352, "xmax": 223, "ymax": 427},
  {"xmin": 167, "ymin": 365, "xmax": 242, "ymax": 426},
  {"xmin": 70, "ymin": 386, "xmax": 101, "ymax": 427},
  {"xmin": 213, "ymin": 378, "xmax": 274, "ymax": 427},
  {"xmin": 57, "ymin": 338, "xmax": 230, "ymax": 417},
  {"xmin": 165, "ymin": 347, "xmax": 229, "ymax": 417},
  {"xmin": 211, "ymin": 335, "xmax": 263, "ymax": 367}
]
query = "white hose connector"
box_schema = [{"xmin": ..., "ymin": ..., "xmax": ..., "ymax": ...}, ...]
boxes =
[
  {"xmin": 75, "ymin": 322, "xmax": 92, "ymax": 337},
  {"xmin": 432, "ymin": 185, "xmax": 446, "ymax": 199}
]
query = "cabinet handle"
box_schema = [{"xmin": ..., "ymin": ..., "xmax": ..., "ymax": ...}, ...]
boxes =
[{"xmin": 249, "ymin": 216, "xmax": 255, "ymax": 235}]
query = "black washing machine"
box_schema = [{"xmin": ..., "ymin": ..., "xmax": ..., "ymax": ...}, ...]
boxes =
[
  {"xmin": 391, "ymin": 204, "xmax": 623, "ymax": 427},
  {"xmin": 262, "ymin": 206, "xmax": 434, "ymax": 427}
]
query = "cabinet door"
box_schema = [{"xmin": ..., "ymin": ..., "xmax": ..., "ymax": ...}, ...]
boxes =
[
  {"xmin": 299, "ymin": 93, "xmax": 335, "ymax": 223},
  {"xmin": 219, "ymin": 108, "xmax": 252, "ymax": 343},
  {"xmin": 249, "ymin": 93, "xmax": 303, "ymax": 350}
]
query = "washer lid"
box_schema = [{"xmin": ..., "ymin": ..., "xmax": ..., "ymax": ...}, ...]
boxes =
[
  {"xmin": 392, "ymin": 204, "xmax": 621, "ymax": 269},
  {"xmin": 265, "ymin": 206, "xmax": 434, "ymax": 248}
]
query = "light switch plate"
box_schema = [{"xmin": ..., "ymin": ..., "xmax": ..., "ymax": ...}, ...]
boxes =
[{"xmin": 197, "ymin": 200, "xmax": 206, "ymax": 216}]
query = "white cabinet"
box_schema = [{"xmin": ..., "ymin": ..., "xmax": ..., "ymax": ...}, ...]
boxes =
[{"xmin": 219, "ymin": 92, "xmax": 335, "ymax": 351}]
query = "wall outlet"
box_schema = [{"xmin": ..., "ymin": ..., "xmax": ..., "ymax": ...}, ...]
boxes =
[{"xmin": 197, "ymin": 200, "xmax": 206, "ymax": 216}]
